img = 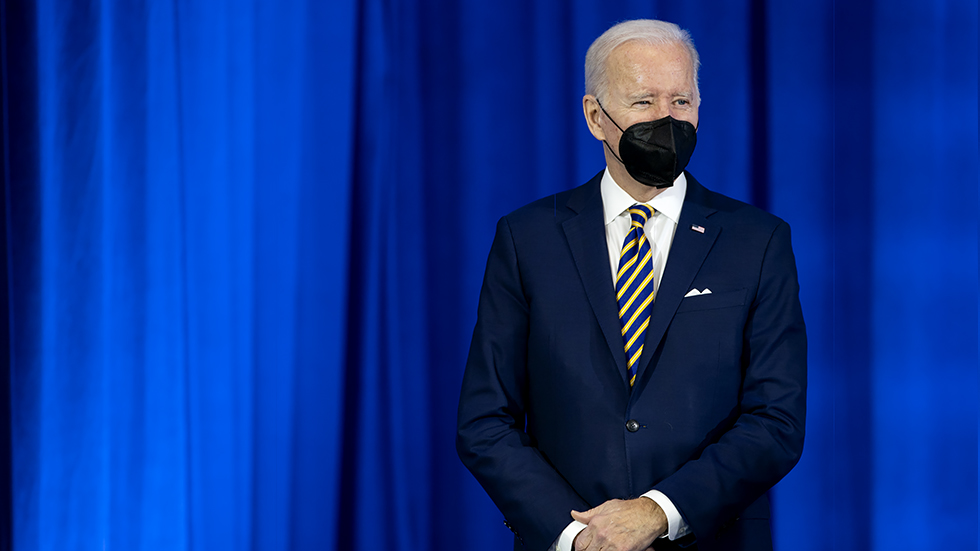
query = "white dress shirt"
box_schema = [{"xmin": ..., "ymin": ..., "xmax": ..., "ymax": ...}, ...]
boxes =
[{"xmin": 551, "ymin": 169, "xmax": 690, "ymax": 551}]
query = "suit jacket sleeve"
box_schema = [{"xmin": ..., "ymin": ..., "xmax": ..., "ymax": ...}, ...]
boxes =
[
  {"xmin": 653, "ymin": 220, "xmax": 807, "ymax": 539},
  {"xmin": 456, "ymin": 216, "xmax": 590, "ymax": 551}
]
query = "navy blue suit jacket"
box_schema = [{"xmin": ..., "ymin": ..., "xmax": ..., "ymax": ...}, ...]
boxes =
[{"xmin": 457, "ymin": 172, "xmax": 807, "ymax": 551}]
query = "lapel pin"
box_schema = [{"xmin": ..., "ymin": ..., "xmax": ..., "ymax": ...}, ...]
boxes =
[{"xmin": 691, "ymin": 224, "xmax": 705, "ymax": 233}]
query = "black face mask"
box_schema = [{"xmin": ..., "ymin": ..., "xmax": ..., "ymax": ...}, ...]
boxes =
[{"xmin": 597, "ymin": 101, "xmax": 698, "ymax": 189}]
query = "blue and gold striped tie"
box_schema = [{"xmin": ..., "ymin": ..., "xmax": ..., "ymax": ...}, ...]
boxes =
[{"xmin": 616, "ymin": 204, "xmax": 655, "ymax": 387}]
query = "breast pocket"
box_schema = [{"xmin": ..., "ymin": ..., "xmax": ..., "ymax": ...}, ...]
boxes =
[
  {"xmin": 657, "ymin": 287, "xmax": 750, "ymax": 412},
  {"xmin": 674, "ymin": 288, "xmax": 748, "ymax": 313}
]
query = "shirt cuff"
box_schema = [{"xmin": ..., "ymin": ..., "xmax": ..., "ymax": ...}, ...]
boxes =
[
  {"xmin": 641, "ymin": 490, "xmax": 691, "ymax": 540},
  {"xmin": 551, "ymin": 520, "xmax": 587, "ymax": 551}
]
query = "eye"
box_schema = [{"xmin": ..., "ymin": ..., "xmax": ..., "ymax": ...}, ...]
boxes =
[
  {"xmin": 675, "ymin": 99, "xmax": 690, "ymax": 106},
  {"xmin": 633, "ymin": 100, "xmax": 651, "ymax": 106}
]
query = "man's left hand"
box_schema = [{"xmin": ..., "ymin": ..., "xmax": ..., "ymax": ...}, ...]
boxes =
[{"xmin": 570, "ymin": 497, "xmax": 667, "ymax": 551}]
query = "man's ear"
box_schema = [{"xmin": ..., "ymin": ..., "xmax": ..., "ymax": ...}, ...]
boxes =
[{"xmin": 582, "ymin": 95, "xmax": 606, "ymax": 141}]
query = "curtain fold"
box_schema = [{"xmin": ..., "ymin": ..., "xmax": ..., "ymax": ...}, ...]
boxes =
[{"xmin": 3, "ymin": 0, "xmax": 977, "ymax": 550}]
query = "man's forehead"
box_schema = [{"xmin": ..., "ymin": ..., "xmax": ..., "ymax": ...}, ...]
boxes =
[
  {"xmin": 607, "ymin": 39, "xmax": 691, "ymax": 68},
  {"xmin": 606, "ymin": 41, "xmax": 694, "ymax": 92}
]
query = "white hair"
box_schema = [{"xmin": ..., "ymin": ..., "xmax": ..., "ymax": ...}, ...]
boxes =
[{"xmin": 585, "ymin": 19, "xmax": 701, "ymax": 104}]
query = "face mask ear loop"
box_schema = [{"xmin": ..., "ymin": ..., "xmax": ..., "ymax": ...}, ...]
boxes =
[
  {"xmin": 602, "ymin": 141, "xmax": 627, "ymax": 166},
  {"xmin": 595, "ymin": 98, "xmax": 628, "ymax": 166},
  {"xmin": 595, "ymin": 99, "xmax": 626, "ymax": 133}
]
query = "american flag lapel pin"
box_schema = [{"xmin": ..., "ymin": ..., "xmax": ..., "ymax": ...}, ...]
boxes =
[{"xmin": 691, "ymin": 224, "xmax": 705, "ymax": 233}]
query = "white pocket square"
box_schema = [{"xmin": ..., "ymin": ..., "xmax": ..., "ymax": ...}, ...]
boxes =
[{"xmin": 684, "ymin": 288, "xmax": 712, "ymax": 298}]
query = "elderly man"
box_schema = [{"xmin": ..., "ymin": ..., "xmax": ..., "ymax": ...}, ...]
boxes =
[{"xmin": 457, "ymin": 19, "xmax": 806, "ymax": 551}]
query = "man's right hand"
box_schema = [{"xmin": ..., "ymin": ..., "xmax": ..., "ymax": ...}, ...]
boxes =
[{"xmin": 569, "ymin": 497, "xmax": 666, "ymax": 551}]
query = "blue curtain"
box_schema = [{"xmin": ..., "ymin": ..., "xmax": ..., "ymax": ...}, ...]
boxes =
[{"xmin": 2, "ymin": 1, "xmax": 976, "ymax": 550}]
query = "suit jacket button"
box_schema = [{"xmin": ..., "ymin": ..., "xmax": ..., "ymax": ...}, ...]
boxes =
[{"xmin": 626, "ymin": 419, "xmax": 640, "ymax": 432}]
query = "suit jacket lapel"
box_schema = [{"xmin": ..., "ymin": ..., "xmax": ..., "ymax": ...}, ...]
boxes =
[
  {"xmin": 633, "ymin": 175, "xmax": 720, "ymax": 391},
  {"xmin": 562, "ymin": 174, "xmax": 631, "ymax": 389}
]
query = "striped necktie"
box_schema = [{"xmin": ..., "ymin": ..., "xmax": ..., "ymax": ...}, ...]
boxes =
[{"xmin": 616, "ymin": 204, "xmax": 655, "ymax": 387}]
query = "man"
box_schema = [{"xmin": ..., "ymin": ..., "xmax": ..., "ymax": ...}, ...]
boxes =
[{"xmin": 457, "ymin": 19, "xmax": 806, "ymax": 551}]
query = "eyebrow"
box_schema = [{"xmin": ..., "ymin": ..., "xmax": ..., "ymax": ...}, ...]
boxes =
[{"xmin": 625, "ymin": 90, "xmax": 694, "ymax": 101}]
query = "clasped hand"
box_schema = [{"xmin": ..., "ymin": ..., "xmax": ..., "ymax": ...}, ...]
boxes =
[{"xmin": 570, "ymin": 497, "xmax": 667, "ymax": 551}]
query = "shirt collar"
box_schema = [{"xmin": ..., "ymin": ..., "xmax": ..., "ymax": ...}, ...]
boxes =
[{"xmin": 601, "ymin": 168, "xmax": 686, "ymax": 226}]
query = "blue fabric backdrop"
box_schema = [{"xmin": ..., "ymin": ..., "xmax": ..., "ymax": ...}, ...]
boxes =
[{"xmin": 1, "ymin": 0, "xmax": 977, "ymax": 550}]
